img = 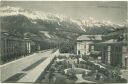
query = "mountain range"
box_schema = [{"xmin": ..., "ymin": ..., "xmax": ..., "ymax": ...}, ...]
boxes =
[{"xmin": 1, "ymin": 6, "xmax": 127, "ymax": 49}]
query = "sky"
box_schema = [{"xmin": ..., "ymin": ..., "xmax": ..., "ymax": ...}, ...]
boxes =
[{"xmin": 1, "ymin": 1, "xmax": 127, "ymax": 24}]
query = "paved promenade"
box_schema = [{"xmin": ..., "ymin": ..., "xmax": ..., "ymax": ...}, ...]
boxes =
[
  {"xmin": 18, "ymin": 49, "xmax": 59, "ymax": 82},
  {"xmin": 1, "ymin": 49, "xmax": 59, "ymax": 83}
]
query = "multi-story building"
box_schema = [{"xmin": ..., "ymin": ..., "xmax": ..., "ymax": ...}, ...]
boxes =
[
  {"xmin": 102, "ymin": 28, "xmax": 128, "ymax": 68},
  {"xmin": 76, "ymin": 35, "xmax": 102, "ymax": 56},
  {"xmin": 76, "ymin": 34, "xmax": 126, "ymax": 67},
  {"xmin": 1, "ymin": 29, "xmax": 41, "ymax": 64},
  {"xmin": 96, "ymin": 40, "xmax": 123, "ymax": 67}
]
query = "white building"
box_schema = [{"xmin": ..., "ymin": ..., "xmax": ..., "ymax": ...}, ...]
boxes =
[{"xmin": 77, "ymin": 35, "xmax": 102, "ymax": 55}]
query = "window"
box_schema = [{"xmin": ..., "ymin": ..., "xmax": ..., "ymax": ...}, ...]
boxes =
[
  {"xmin": 108, "ymin": 52, "xmax": 111, "ymax": 64},
  {"xmin": 91, "ymin": 45, "xmax": 94, "ymax": 51},
  {"xmin": 107, "ymin": 46, "xmax": 111, "ymax": 51},
  {"xmin": 107, "ymin": 46, "xmax": 111, "ymax": 64}
]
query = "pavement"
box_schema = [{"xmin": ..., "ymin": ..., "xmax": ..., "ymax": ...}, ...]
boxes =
[
  {"xmin": 22, "ymin": 57, "xmax": 46, "ymax": 71},
  {"xmin": 3, "ymin": 49, "xmax": 59, "ymax": 83},
  {"xmin": 76, "ymin": 74, "xmax": 96, "ymax": 84},
  {"xmin": 18, "ymin": 49, "xmax": 59, "ymax": 82}
]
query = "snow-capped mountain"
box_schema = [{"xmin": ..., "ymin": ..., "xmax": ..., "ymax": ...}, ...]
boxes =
[
  {"xmin": 1, "ymin": 6, "xmax": 126, "ymax": 37},
  {"xmin": 80, "ymin": 17, "xmax": 125, "ymax": 29},
  {"xmin": 0, "ymin": 6, "xmax": 48, "ymax": 20},
  {"xmin": 1, "ymin": 6, "xmax": 127, "ymax": 50},
  {"xmin": 1, "ymin": 6, "xmax": 125, "ymax": 31},
  {"xmin": 1, "ymin": 6, "xmax": 78, "ymax": 23},
  {"xmin": 1, "ymin": 6, "xmax": 87, "ymax": 32}
]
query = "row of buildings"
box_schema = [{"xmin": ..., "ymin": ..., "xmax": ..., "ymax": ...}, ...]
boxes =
[
  {"xmin": 0, "ymin": 32, "xmax": 42, "ymax": 64},
  {"xmin": 76, "ymin": 28, "xmax": 128, "ymax": 68}
]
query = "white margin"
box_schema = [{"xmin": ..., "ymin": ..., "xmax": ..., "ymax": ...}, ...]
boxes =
[{"xmin": 1, "ymin": 0, "xmax": 128, "ymax": 1}]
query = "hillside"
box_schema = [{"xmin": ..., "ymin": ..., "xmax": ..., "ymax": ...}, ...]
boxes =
[{"xmin": 1, "ymin": 6, "xmax": 127, "ymax": 50}]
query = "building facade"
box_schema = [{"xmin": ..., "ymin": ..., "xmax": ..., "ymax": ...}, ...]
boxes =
[
  {"xmin": 96, "ymin": 41, "xmax": 123, "ymax": 67},
  {"xmin": 1, "ymin": 32, "xmax": 42, "ymax": 64},
  {"xmin": 76, "ymin": 34, "xmax": 125, "ymax": 67},
  {"xmin": 76, "ymin": 35, "xmax": 102, "ymax": 56}
]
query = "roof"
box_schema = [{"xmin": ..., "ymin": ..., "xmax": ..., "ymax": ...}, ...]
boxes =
[
  {"xmin": 77, "ymin": 35, "xmax": 102, "ymax": 41},
  {"xmin": 96, "ymin": 39, "xmax": 124, "ymax": 45},
  {"xmin": 100, "ymin": 39, "xmax": 124, "ymax": 44},
  {"xmin": 108, "ymin": 28, "xmax": 127, "ymax": 36},
  {"xmin": 101, "ymin": 39, "xmax": 115, "ymax": 43}
]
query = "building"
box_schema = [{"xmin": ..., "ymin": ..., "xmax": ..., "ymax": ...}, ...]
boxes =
[
  {"xmin": 122, "ymin": 43, "xmax": 128, "ymax": 69},
  {"xmin": 1, "ymin": 30, "xmax": 42, "ymax": 64},
  {"xmin": 121, "ymin": 40, "xmax": 128, "ymax": 69},
  {"xmin": 24, "ymin": 33, "xmax": 41, "ymax": 53},
  {"xmin": 96, "ymin": 40, "xmax": 123, "ymax": 67},
  {"xmin": 1, "ymin": 32, "xmax": 27, "ymax": 64},
  {"xmin": 76, "ymin": 35, "xmax": 102, "ymax": 55},
  {"xmin": 102, "ymin": 28, "xmax": 128, "ymax": 68},
  {"xmin": 76, "ymin": 34, "xmax": 126, "ymax": 67}
]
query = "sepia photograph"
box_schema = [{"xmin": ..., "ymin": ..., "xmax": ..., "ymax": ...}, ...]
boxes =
[{"xmin": 0, "ymin": 0, "xmax": 128, "ymax": 84}]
